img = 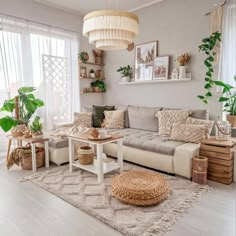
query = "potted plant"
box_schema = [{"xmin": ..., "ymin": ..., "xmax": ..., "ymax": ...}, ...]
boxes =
[
  {"xmin": 89, "ymin": 69, "xmax": 95, "ymax": 78},
  {"xmin": 30, "ymin": 116, "xmax": 43, "ymax": 138},
  {"xmin": 0, "ymin": 87, "xmax": 44, "ymax": 135},
  {"xmin": 117, "ymin": 65, "xmax": 132, "ymax": 82},
  {"xmin": 90, "ymin": 80, "xmax": 106, "ymax": 92},
  {"xmin": 79, "ymin": 51, "xmax": 89, "ymax": 63}
]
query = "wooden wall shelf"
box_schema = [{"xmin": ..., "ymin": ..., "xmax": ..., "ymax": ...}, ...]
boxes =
[
  {"xmin": 80, "ymin": 91, "xmax": 105, "ymax": 94},
  {"xmin": 80, "ymin": 77, "xmax": 105, "ymax": 80},
  {"xmin": 80, "ymin": 61, "xmax": 104, "ymax": 66}
]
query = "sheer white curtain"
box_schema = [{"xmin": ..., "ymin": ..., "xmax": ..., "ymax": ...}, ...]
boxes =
[
  {"xmin": 218, "ymin": 0, "xmax": 236, "ymax": 86},
  {"xmin": 0, "ymin": 15, "xmax": 80, "ymax": 130}
]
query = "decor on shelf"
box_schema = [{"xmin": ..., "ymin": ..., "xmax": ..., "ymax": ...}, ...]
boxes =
[
  {"xmin": 176, "ymin": 53, "xmax": 190, "ymax": 79},
  {"xmin": 78, "ymin": 146, "xmax": 94, "ymax": 165},
  {"xmin": 215, "ymin": 119, "xmax": 231, "ymax": 141},
  {"xmin": 172, "ymin": 68, "xmax": 179, "ymax": 80},
  {"xmin": 89, "ymin": 69, "xmax": 95, "ymax": 78},
  {"xmin": 197, "ymin": 31, "xmax": 221, "ymax": 104},
  {"xmin": 93, "ymin": 49, "xmax": 104, "ymax": 64},
  {"xmin": 83, "ymin": 10, "xmax": 139, "ymax": 50},
  {"xmin": 30, "ymin": 116, "xmax": 43, "ymax": 138},
  {"xmin": 135, "ymin": 41, "xmax": 158, "ymax": 81},
  {"xmin": 79, "ymin": 51, "xmax": 89, "ymax": 63},
  {"xmin": 117, "ymin": 65, "xmax": 132, "ymax": 82},
  {"xmin": 80, "ymin": 66, "xmax": 87, "ymax": 78},
  {"xmin": 90, "ymin": 80, "xmax": 106, "ymax": 92},
  {"xmin": 0, "ymin": 87, "xmax": 44, "ymax": 133},
  {"xmin": 192, "ymin": 156, "xmax": 208, "ymax": 185},
  {"xmin": 95, "ymin": 69, "xmax": 104, "ymax": 79},
  {"xmin": 153, "ymin": 56, "xmax": 170, "ymax": 80}
]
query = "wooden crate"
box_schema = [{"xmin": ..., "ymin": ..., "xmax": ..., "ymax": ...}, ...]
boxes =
[{"xmin": 200, "ymin": 137, "xmax": 235, "ymax": 185}]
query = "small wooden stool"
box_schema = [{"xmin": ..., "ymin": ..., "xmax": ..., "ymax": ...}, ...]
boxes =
[{"xmin": 192, "ymin": 156, "xmax": 208, "ymax": 185}]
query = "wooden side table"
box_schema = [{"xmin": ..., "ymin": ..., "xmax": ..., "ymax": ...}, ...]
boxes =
[
  {"xmin": 7, "ymin": 136, "xmax": 50, "ymax": 172},
  {"xmin": 200, "ymin": 137, "xmax": 235, "ymax": 185}
]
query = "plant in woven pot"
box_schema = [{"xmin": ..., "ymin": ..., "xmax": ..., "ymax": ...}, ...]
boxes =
[
  {"xmin": 79, "ymin": 51, "xmax": 89, "ymax": 63},
  {"xmin": 0, "ymin": 87, "xmax": 44, "ymax": 136},
  {"xmin": 90, "ymin": 80, "xmax": 106, "ymax": 92},
  {"xmin": 117, "ymin": 65, "xmax": 132, "ymax": 82},
  {"xmin": 30, "ymin": 116, "xmax": 43, "ymax": 138}
]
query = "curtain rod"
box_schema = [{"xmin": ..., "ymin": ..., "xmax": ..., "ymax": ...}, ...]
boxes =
[
  {"xmin": 0, "ymin": 12, "xmax": 81, "ymax": 35},
  {"xmin": 205, "ymin": 0, "xmax": 227, "ymax": 16}
]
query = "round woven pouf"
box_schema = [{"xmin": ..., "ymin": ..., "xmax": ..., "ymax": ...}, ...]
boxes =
[{"xmin": 112, "ymin": 170, "xmax": 170, "ymax": 206}]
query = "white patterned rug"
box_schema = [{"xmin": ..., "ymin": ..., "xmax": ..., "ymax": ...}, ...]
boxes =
[{"xmin": 22, "ymin": 163, "xmax": 209, "ymax": 236}]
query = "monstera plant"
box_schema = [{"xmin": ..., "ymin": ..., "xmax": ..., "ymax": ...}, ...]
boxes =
[{"xmin": 0, "ymin": 87, "xmax": 44, "ymax": 132}]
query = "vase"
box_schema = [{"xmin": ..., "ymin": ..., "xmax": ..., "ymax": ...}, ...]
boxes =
[
  {"xmin": 122, "ymin": 77, "xmax": 131, "ymax": 82},
  {"xmin": 179, "ymin": 66, "xmax": 186, "ymax": 79}
]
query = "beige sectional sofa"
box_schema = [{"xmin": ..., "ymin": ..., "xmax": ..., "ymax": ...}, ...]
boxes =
[{"xmin": 49, "ymin": 105, "xmax": 209, "ymax": 179}]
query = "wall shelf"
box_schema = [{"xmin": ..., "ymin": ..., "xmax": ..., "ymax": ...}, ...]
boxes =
[
  {"xmin": 80, "ymin": 91, "xmax": 105, "ymax": 94},
  {"xmin": 80, "ymin": 61, "xmax": 104, "ymax": 66},
  {"xmin": 119, "ymin": 78, "xmax": 191, "ymax": 85},
  {"xmin": 80, "ymin": 77, "xmax": 105, "ymax": 80}
]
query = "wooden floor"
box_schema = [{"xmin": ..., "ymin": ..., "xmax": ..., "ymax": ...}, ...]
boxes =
[{"xmin": 0, "ymin": 163, "xmax": 235, "ymax": 236}]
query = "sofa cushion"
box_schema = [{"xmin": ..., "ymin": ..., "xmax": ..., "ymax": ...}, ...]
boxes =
[
  {"xmin": 115, "ymin": 105, "xmax": 129, "ymax": 128},
  {"xmin": 156, "ymin": 110, "xmax": 190, "ymax": 136},
  {"xmin": 92, "ymin": 105, "xmax": 115, "ymax": 127},
  {"xmin": 127, "ymin": 106, "xmax": 162, "ymax": 132},
  {"xmin": 109, "ymin": 128, "xmax": 184, "ymax": 156},
  {"xmin": 73, "ymin": 112, "xmax": 92, "ymax": 128},
  {"xmin": 104, "ymin": 110, "xmax": 124, "ymax": 129},
  {"xmin": 186, "ymin": 117, "xmax": 214, "ymax": 134}
]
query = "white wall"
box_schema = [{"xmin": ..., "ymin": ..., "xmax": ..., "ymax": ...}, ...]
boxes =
[{"xmin": 103, "ymin": 0, "xmax": 221, "ymax": 120}]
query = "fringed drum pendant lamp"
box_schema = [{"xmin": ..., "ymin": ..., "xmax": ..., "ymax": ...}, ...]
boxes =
[{"xmin": 83, "ymin": 10, "xmax": 139, "ymax": 50}]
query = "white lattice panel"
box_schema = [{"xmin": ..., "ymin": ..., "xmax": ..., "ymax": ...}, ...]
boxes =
[{"xmin": 42, "ymin": 54, "xmax": 70, "ymax": 121}]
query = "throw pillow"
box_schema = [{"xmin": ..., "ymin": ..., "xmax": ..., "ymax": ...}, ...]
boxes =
[
  {"xmin": 156, "ymin": 110, "xmax": 190, "ymax": 136},
  {"xmin": 170, "ymin": 124, "xmax": 208, "ymax": 143},
  {"xmin": 73, "ymin": 112, "xmax": 92, "ymax": 128},
  {"xmin": 104, "ymin": 110, "xmax": 125, "ymax": 129},
  {"xmin": 92, "ymin": 105, "xmax": 115, "ymax": 127},
  {"xmin": 186, "ymin": 117, "xmax": 215, "ymax": 135}
]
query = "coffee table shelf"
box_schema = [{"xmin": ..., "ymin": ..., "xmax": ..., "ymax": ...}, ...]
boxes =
[{"xmin": 72, "ymin": 160, "xmax": 120, "ymax": 174}]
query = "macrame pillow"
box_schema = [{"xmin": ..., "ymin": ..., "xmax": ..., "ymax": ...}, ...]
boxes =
[
  {"xmin": 156, "ymin": 110, "xmax": 190, "ymax": 136},
  {"xmin": 170, "ymin": 124, "xmax": 208, "ymax": 143},
  {"xmin": 104, "ymin": 110, "xmax": 125, "ymax": 129},
  {"xmin": 73, "ymin": 112, "xmax": 92, "ymax": 128}
]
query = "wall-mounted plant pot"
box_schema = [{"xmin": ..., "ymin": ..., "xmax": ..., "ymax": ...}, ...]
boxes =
[
  {"xmin": 93, "ymin": 87, "xmax": 101, "ymax": 92},
  {"xmin": 226, "ymin": 115, "xmax": 236, "ymax": 128},
  {"xmin": 122, "ymin": 77, "xmax": 131, "ymax": 82}
]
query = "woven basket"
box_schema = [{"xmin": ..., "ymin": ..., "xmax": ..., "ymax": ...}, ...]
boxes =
[
  {"xmin": 112, "ymin": 170, "xmax": 170, "ymax": 206},
  {"xmin": 20, "ymin": 147, "xmax": 45, "ymax": 170},
  {"xmin": 78, "ymin": 146, "xmax": 94, "ymax": 165},
  {"xmin": 11, "ymin": 124, "xmax": 27, "ymax": 137}
]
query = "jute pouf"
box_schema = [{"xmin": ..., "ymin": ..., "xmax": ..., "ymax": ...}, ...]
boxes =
[{"xmin": 112, "ymin": 170, "xmax": 170, "ymax": 206}]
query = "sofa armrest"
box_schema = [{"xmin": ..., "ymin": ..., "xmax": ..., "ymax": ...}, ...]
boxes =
[
  {"xmin": 55, "ymin": 122, "xmax": 73, "ymax": 129},
  {"xmin": 173, "ymin": 143, "xmax": 200, "ymax": 179}
]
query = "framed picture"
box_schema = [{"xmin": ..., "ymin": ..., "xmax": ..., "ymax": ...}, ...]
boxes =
[
  {"xmin": 135, "ymin": 41, "xmax": 158, "ymax": 81},
  {"xmin": 153, "ymin": 56, "xmax": 170, "ymax": 80},
  {"xmin": 80, "ymin": 66, "xmax": 87, "ymax": 78}
]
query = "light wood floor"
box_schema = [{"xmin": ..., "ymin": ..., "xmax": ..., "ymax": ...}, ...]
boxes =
[{"xmin": 0, "ymin": 163, "xmax": 235, "ymax": 236}]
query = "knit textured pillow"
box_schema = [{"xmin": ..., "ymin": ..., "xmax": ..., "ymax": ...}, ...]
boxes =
[
  {"xmin": 156, "ymin": 110, "xmax": 190, "ymax": 136},
  {"xmin": 170, "ymin": 124, "xmax": 208, "ymax": 143},
  {"xmin": 186, "ymin": 117, "xmax": 215, "ymax": 135},
  {"xmin": 73, "ymin": 112, "xmax": 92, "ymax": 128},
  {"xmin": 104, "ymin": 110, "xmax": 125, "ymax": 129}
]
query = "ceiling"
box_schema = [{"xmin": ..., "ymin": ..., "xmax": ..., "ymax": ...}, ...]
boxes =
[{"xmin": 34, "ymin": 0, "xmax": 164, "ymax": 16}]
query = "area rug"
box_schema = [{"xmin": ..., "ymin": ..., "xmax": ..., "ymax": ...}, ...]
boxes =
[{"xmin": 21, "ymin": 163, "xmax": 209, "ymax": 236}]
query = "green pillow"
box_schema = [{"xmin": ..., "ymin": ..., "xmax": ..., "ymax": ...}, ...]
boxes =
[{"xmin": 92, "ymin": 105, "xmax": 115, "ymax": 127}]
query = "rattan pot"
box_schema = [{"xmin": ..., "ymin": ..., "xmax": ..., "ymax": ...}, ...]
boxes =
[
  {"xmin": 78, "ymin": 146, "xmax": 94, "ymax": 165},
  {"xmin": 11, "ymin": 124, "xmax": 27, "ymax": 137},
  {"xmin": 226, "ymin": 115, "xmax": 236, "ymax": 128},
  {"xmin": 20, "ymin": 147, "xmax": 45, "ymax": 170}
]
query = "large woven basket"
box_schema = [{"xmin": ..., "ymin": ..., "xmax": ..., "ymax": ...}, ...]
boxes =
[
  {"xmin": 20, "ymin": 147, "xmax": 45, "ymax": 170},
  {"xmin": 78, "ymin": 146, "xmax": 94, "ymax": 165},
  {"xmin": 112, "ymin": 170, "xmax": 170, "ymax": 206}
]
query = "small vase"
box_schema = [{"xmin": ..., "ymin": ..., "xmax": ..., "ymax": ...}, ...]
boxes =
[
  {"xmin": 32, "ymin": 131, "xmax": 44, "ymax": 139},
  {"xmin": 122, "ymin": 77, "xmax": 130, "ymax": 82},
  {"xmin": 179, "ymin": 66, "xmax": 186, "ymax": 79}
]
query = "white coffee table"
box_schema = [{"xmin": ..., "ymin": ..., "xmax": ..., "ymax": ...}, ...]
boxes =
[{"xmin": 68, "ymin": 134, "xmax": 123, "ymax": 183}]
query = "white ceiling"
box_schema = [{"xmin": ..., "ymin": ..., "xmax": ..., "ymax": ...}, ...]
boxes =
[{"xmin": 34, "ymin": 0, "xmax": 163, "ymax": 16}]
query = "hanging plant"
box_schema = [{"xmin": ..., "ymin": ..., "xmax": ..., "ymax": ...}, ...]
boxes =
[{"xmin": 197, "ymin": 31, "xmax": 221, "ymax": 104}]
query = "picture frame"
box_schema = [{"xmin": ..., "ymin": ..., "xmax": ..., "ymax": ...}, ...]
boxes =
[
  {"xmin": 80, "ymin": 66, "xmax": 87, "ymax": 78},
  {"xmin": 153, "ymin": 56, "xmax": 170, "ymax": 80},
  {"xmin": 134, "ymin": 41, "xmax": 158, "ymax": 81}
]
